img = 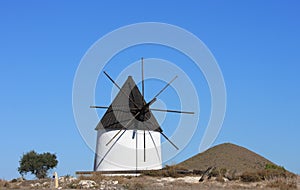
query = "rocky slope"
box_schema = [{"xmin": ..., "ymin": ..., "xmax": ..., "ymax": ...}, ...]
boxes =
[{"xmin": 177, "ymin": 143, "xmax": 274, "ymax": 173}]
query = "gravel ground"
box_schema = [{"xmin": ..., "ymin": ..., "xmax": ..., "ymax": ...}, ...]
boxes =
[{"xmin": 2, "ymin": 175, "xmax": 298, "ymax": 189}]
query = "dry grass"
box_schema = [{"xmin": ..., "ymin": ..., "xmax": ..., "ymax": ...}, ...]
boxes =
[
  {"xmin": 142, "ymin": 165, "xmax": 186, "ymax": 178},
  {"xmin": 266, "ymin": 177, "xmax": 297, "ymax": 190},
  {"xmin": 239, "ymin": 163, "xmax": 296, "ymax": 183},
  {"xmin": 240, "ymin": 171, "xmax": 262, "ymax": 182},
  {"xmin": 78, "ymin": 172, "xmax": 104, "ymax": 183},
  {"xmin": 1, "ymin": 174, "xmax": 298, "ymax": 190},
  {"xmin": 126, "ymin": 182, "xmax": 145, "ymax": 190},
  {"xmin": 0, "ymin": 179, "xmax": 11, "ymax": 188}
]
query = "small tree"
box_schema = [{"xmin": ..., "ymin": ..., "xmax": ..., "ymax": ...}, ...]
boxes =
[{"xmin": 18, "ymin": 150, "xmax": 58, "ymax": 179}]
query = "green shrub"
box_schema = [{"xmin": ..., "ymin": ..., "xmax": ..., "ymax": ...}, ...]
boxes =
[
  {"xmin": 258, "ymin": 164, "xmax": 295, "ymax": 180},
  {"xmin": 265, "ymin": 163, "xmax": 285, "ymax": 171},
  {"xmin": 18, "ymin": 150, "xmax": 58, "ymax": 179}
]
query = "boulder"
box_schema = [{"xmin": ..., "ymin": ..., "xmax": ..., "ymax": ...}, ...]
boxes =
[{"xmin": 78, "ymin": 180, "xmax": 97, "ymax": 189}]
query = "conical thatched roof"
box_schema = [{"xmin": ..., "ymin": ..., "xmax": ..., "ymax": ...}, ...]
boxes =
[{"xmin": 96, "ymin": 76, "xmax": 162, "ymax": 132}]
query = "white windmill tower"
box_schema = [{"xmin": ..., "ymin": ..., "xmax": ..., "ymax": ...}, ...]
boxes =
[{"xmin": 91, "ymin": 58, "xmax": 194, "ymax": 173}]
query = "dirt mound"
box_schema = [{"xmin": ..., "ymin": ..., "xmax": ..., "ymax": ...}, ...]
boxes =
[{"xmin": 177, "ymin": 143, "xmax": 274, "ymax": 174}]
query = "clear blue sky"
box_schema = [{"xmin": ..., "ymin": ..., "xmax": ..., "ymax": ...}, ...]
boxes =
[{"xmin": 0, "ymin": 1, "xmax": 299, "ymax": 179}]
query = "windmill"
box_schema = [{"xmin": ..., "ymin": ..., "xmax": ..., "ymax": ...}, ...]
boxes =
[{"xmin": 91, "ymin": 58, "xmax": 194, "ymax": 172}]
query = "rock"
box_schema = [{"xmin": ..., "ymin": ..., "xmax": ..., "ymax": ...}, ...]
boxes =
[
  {"xmin": 223, "ymin": 177, "xmax": 229, "ymax": 182},
  {"xmin": 100, "ymin": 184, "xmax": 105, "ymax": 190},
  {"xmin": 158, "ymin": 177, "xmax": 176, "ymax": 182},
  {"xmin": 59, "ymin": 177, "xmax": 65, "ymax": 183},
  {"xmin": 106, "ymin": 187, "xmax": 117, "ymax": 190},
  {"xmin": 96, "ymin": 180, "xmax": 119, "ymax": 190},
  {"xmin": 153, "ymin": 182, "xmax": 164, "ymax": 187},
  {"xmin": 42, "ymin": 182, "xmax": 49, "ymax": 187},
  {"xmin": 100, "ymin": 181, "xmax": 105, "ymax": 185},
  {"xmin": 30, "ymin": 183, "xmax": 41, "ymax": 187},
  {"xmin": 225, "ymin": 169, "xmax": 238, "ymax": 180},
  {"xmin": 112, "ymin": 180, "xmax": 118, "ymax": 185},
  {"xmin": 179, "ymin": 176, "xmax": 200, "ymax": 183},
  {"xmin": 69, "ymin": 183, "xmax": 78, "ymax": 188},
  {"xmin": 60, "ymin": 176, "xmax": 77, "ymax": 183},
  {"xmin": 78, "ymin": 180, "xmax": 97, "ymax": 189},
  {"xmin": 68, "ymin": 177, "xmax": 77, "ymax": 182}
]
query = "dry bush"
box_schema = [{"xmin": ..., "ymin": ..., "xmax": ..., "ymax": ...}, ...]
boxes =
[
  {"xmin": 142, "ymin": 170, "xmax": 160, "ymax": 177},
  {"xmin": 90, "ymin": 172, "xmax": 105, "ymax": 183},
  {"xmin": 10, "ymin": 178, "xmax": 18, "ymax": 183},
  {"xmin": 210, "ymin": 167, "xmax": 219, "ymax": 177},
  {"xmin": 258, "ymin": 169, "xmax": 283, "ymax": 180},
  {"xmin": 260, "ymin": 163, "xmax": 296, "ymax": 180},
  {"xmin": 128, "ymin": 182, "xmax": 145, "ymax": 190},
  {"xmin": 65, "ymin": 182, "xmax": 78, "ymax": 189},
  {"xmin": 240, "ymin": 171, "xmax": 261, "ymax": 182},
  {"xmin": 142, "ymin": 165, "xmax": 184, "ymax": 178},
  {"xmin": 170, "ymin": 180, "xmax": 193, "ymax": 190},
  {"xmin": 120, "ymin": 178, "xmax": 147, "ymax": 190},
  {"xmin": 161, "ymin": 165, "xmax": 180, "ymax": 178},
  {"xmin": 78, "ymin": 172, "xmax": 104, "ymax": 183},
  {"xmin": 219, "ymin": 168, "xmax": 227, "ymax": 176},
  {"xmin": 216, "ymin": 176, "xmax": 225, "ymax": 182},
  {"xmin": 225, "ymin": 169, "xmax": 239, "ymax": 181},
  {"xmin": 240, "ymin": 163, "xmax": 296, "ymax": 183},
  {"xmin": 210, "ymin": 168, "xmax": 228, "ymax": 177},
  {"xmin": 109, "ymin": 175, "xmax": 128, "ymax": 184},
  {"xmin": 266, "ymin": 177, "xmax": 297, "ymax": 190},
  {"xmin": 259, "ymin": 169, "xmax": 295, "ymax": 180},
  {"xmin": 209, "ymin": 168, "xmax": 228, "ymax": 183}
]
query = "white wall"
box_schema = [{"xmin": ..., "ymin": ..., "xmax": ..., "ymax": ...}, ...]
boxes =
[{"xmin": 94, "ymin": 129, "xmax": 162, "ymax": 171}]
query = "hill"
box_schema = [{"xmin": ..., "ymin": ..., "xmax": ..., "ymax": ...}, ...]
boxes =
[{"xmin": 177, "ymin": 143, "xmax": 274, "ymax": 174}]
